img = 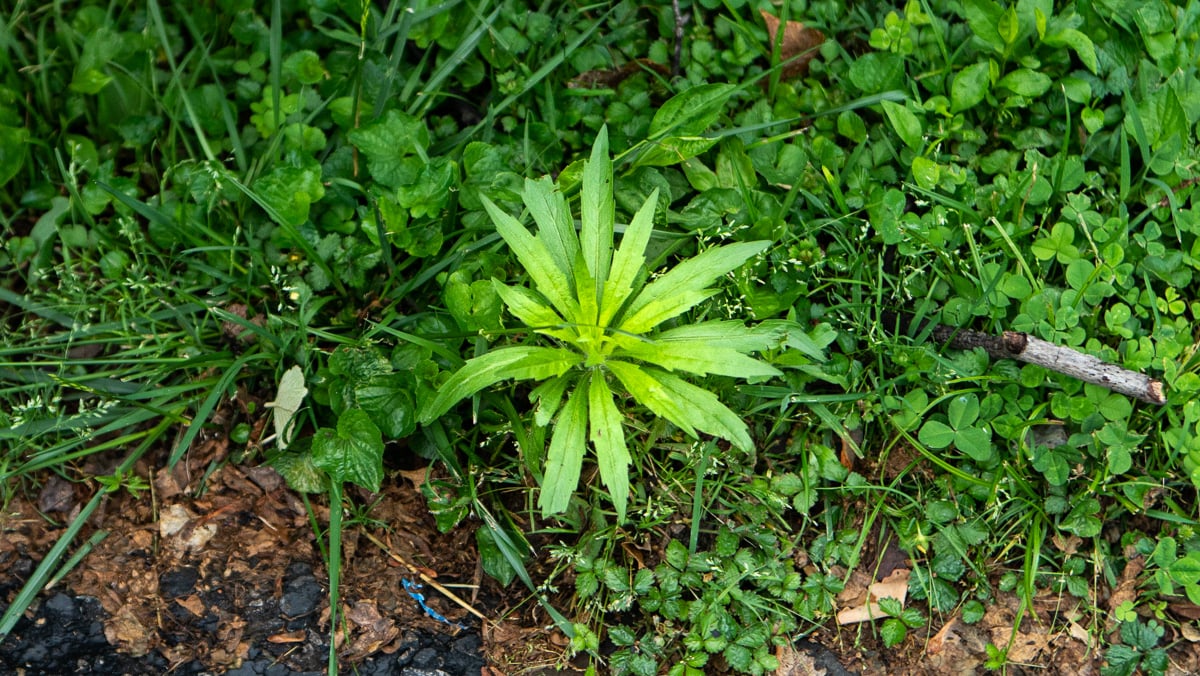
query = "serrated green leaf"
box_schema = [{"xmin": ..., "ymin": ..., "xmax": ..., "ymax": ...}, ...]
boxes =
[
  {"xmin": 633, "ymin": 136, "xmax": 721, "ymax": 168},
  {"xmin": 580, "ymin": 126, "xmax": 614, "ymax": 297},
  {"xmin": 880, "ymin": 618, "xmax": 908, "ymax": 647},
  {"xmin": 346, "ymin": 110, "xmax": 429, "ymax": 188},
  {"xmin": 539, "ymin": 382, "xmax": 589, "ymax": 516},
  {"xmin": 619, "ymin": 241, "xmax": 769, "ymax": 334},
  {"xmin": 493, "ymin": 282, "xmax": 570, "ymax": 336},
  {"xmin": 356, "ymin": 373, "xmax": 417, "ymax": 439},
  {"xmin": 599, "ymin": 189, "xmax": 658, "ymax": 326},
  {"xmin": 589, "ymin": 373, "xmax": 630, "ymax": 522},
  {"xmin": 522, "ymin": 176, "xmax": 578, "ymax": 277},
  {"xmin": 531, "ymin": 374, "xmax": 573, "ymax": 427},
  {"xmin": 267, "ymin": 448, "xmax": 325, "ymax": 493},
  {"xmin": 481, "ymin": 195, "xmax": 581, "ymax": 323},
  {"xmin": 616, "ymin": 340, "xmax": 782, "ymax": 378},
  {"xmin": 419, "ymin": 346, "xmax": 583, "ymax": 422},
  {"xmin": 608, "ymin": 361, "xmax": 752, "ymax": 451},
  {"xmin": 655, "ymin": 320, "xmax": 786, "ymax": 353},
  {"xmin": 312, "ymin": 408, "xmax": 384, "ymax": 491},
  {"xmin": 252, "ymin": 161, "xmax": 325, "ymax": 227}
]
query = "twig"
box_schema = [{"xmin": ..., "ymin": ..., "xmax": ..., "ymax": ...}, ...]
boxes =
[
  {"xmin": 671, "ymin": 0, "xmax": 687, "ymax": 77},
  {"xmin": 362, "ymin": 530, "xmax": 493, "ymax": 626},
  {"xmin": 884, "ymin": 311, "xmax": 1167, "ymax": 405}
]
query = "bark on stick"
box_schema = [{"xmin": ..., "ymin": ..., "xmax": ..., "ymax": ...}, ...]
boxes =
[{"xmin": 887, "ymin": 313, "xmax": 1167, "ymax": 405}]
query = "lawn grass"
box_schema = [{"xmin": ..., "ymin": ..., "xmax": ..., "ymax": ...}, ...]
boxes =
[{"xmin": 3, "ymin": 1, "xmax": 1200, "ymax": 674}]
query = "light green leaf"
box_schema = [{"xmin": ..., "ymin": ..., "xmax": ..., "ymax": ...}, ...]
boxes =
[
  {"xmin": 580, "ymin": 126, "xmax": 614, "ymax": 297},
  {"xmin": 918, "ymin": 420, "xmax": 956, "ymax": 449},
  {"xmin": 0, "ymin": 125, "xmax": 29, "ymax": 188},
  {"xmin": 951, "ymin": 62, "xmax": 991, "ymax": 113},
  {"xmin": 481, "ymin": 195, "xmax": 580, "ymax": 322},
  {"xmin": 649, "ymin": 83, "xmax": 735, "ymax": 137},
  {"xmin": 997, "ymin": 69, "xmax": 1052, "ymax": 98},
  {"xmin": 619, "ymin": 240, "xmax": 769, "ymax": 334},
  {"xmin": 252, "ymin": 161, "xmax": 325, "ymax": 227},
  {"xmin": 268, "ymin": 365, "xmax": 308, "ymax": 450},
  {"xmin": 616, "ymin": 340, "xmax": 782, "ymax": 378},
  {"xmin": 493, "ymin": 282, "xmax": 570, "ymax": 337},
  {"xmin": 1044, "ymin": 28, "xmax": 1097, "ymax": 73},
  {"xmin": 346, "ymin": 110, "xmax": 429, "ymax": 188},
  {"xmin": 633, "ymin": 136, "xmax": 721, "ymax": 168},
  {"xmin": 531, "ymin": 374, "xmax": 573, "ymax": 427},
  {"xmin": 608, "ymin": 361, "xmax": 753, "ymax": 451},
  {"xmin": 522, "ymin": 176, "xmax": 578, "ymax": 277},
  {"xmin": 589, "ymin": 373, "xmax": 630, "ymax": 522},
  {"xmin": 881, "ymin": 100, "xmax": 923, "ymax": 151},
  {"xmin": 955, "ymin": 426, "xmax": 993, "ymax": 462},
  {"xmin": 356, "ymin": 373, "xmax": 417, "ymax": 439},
  {"xmin": 600, "ymin": 189, "xmax": 658, "ymax": 325},
  {"xmin": 419, "ymin": 346, "xmax": 583, "ymax": 422},
  {"xmin": 539, "ymin": 382, "xmax": 589, "ymax": 516},
  {"xmin": 312, "ymin": 408, "xmax": 384, "ymax": 491},
  {"xmin": 653, "ymin": 320, "xmax": 786, "ymax": 353}
]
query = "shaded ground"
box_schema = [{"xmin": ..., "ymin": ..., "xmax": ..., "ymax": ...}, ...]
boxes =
[{"xmin": 3, "ymin": 432, "xmax": 1200, "ymax": 675}]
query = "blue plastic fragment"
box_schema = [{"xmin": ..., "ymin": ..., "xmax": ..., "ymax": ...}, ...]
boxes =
[{"xmin": 402, "ymin": 577, "xmax": 467, "ymax": 629}]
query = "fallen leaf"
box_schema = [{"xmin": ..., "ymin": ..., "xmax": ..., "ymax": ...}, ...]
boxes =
[
  {"xmin": 760, "ymin": 11, "xmax": 825, "ymax": 80},
  {"xmin": 836, "ymin": 568, "xmax": 910, "ymax": 624}
]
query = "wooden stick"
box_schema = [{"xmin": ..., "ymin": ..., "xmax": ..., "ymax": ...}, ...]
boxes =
[
  {"xmin": 886, "ymin": 312, "xmax": 1167, "ymax": 405},
  {"xmin": 362, "ymin": 530, "xmax": 493, "ymax": 626}
]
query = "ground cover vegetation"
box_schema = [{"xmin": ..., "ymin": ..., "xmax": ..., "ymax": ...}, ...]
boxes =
[{"xmin": 2, "ymin": 0, "xmax": 1200, "ymax": 673}]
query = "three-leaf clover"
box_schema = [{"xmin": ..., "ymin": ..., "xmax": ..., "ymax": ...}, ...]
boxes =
[
  {"xmin": 918, "ymin": 393, "xmax": 994, "ymax": 462},
  {"xmin": 418, "ymin": 126, "xmax": 782, "ymax": 522}
]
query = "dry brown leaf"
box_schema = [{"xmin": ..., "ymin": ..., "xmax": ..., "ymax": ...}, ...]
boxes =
[
  {"xmin": 836, "ymin": 568, "xmax": 910, "ymax": 624},
  {"xmin": 760, "ymin": 11, "xmax": 825, "ymax": 80}
]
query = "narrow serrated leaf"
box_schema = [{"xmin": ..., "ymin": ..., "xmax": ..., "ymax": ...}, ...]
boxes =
[
  {"xmin": 530, "ymin": 374, "xmax": 573, "ymax": 427},
  {"xmin": 619, "ymin": 241, "xmax": 769, "ymax": 334},
  {"xmin": 599, "ymin": 189, "xmax": 657, "ymax": 326},
  {"xmin": 419, "ymin": 346, "xmax": 583, "ymax": 423},
  {"xmin": 493, "ymin": 282, "xmax": 570, "ymax": 336},
  {"xmin": 539, "ymin": 381, "xmax": 589, "ymax": 516},
  {"xmin": 616, "ymin": 340, "xmax": 782, "ymax": 378},
  {"xmin": 481, "ymin": 195, "xmax": 580, "ymax": 322},
  {"xmin": 589, "ymin": 373, "xmax": 630, "ymax": 522},
  {"xmin": 522, "ymin": 176, "xmax": 578, "ymax": 275},
  {"xmin": 580, "ymin": 126, "xmax": 613, "ymax": 296},
  {"xmin": 607, "ymin": 361, "xmax": 753, "ymax": 451},
  {"xmin": 653, "ymin": 320, "xmax": 786, "ymax": 352}
]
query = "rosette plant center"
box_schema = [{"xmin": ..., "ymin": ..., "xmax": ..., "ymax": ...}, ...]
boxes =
[{"xmin": 418, "ymin": 126, "xmax": 784, "ymax": 522}]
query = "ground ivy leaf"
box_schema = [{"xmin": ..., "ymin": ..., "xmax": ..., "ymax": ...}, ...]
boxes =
[
  {"xmin": 312, "ymin": 408, "xmax": 384, "ymax": 492},
  {"xmin": 347, "ymin": 110, "xmax": 430, "ymax": 189},
  {"xmin": 252, "ymin": 160, "xmax": 324, "ymax": 227}
]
